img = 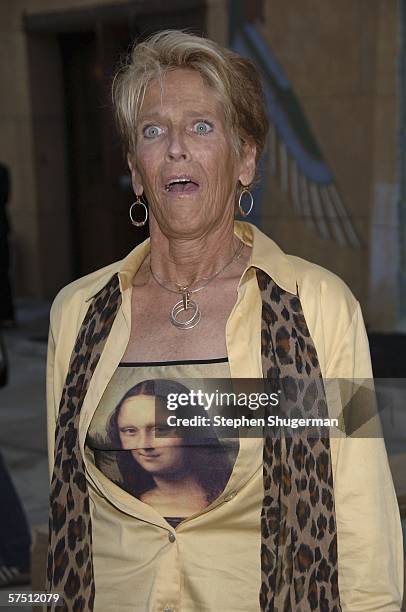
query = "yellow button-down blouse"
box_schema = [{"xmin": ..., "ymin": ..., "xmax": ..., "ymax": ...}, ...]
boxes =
[{"xmin": 46, "ymin": 221, "xmax": 404, "ymax": 611}]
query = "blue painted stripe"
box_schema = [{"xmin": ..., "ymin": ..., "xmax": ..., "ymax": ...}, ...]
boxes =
[{"xmin": 233, "ymin": 28, "xmax": 334, "ymax": 184}]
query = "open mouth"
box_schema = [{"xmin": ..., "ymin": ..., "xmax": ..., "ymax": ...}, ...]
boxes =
[{"xmin": 164, "ymin": 177, "xmax": 199, "ymax": 193}]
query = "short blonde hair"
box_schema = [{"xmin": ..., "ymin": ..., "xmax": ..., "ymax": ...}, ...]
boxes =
[{"xmin": 112, "ymin": 30, "xmax": 269, "ymax": 169}]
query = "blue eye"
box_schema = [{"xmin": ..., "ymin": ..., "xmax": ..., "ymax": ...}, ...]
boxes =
[
  {"xmin": 193, "ymin": 121, "xmax": 213, "ymax": 135},
  {"xmin": 143, "ymin": 125, "xmax": 163, "ymax": 138}
]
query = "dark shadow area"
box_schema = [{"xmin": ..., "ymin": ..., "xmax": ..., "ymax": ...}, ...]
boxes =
[{"xmin": 368, "ymin": 333, "xmax": 406, "ymax": 378}]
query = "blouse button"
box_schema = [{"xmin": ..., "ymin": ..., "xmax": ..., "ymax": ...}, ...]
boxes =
[{"xmin": 168, "ymin": 532, "xmax": 176, "ymax": 543}]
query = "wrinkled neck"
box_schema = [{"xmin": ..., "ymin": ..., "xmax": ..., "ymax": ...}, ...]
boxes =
[{"xmin": 149, "ymin": 216, "xmax": 238, "ymax": 286}]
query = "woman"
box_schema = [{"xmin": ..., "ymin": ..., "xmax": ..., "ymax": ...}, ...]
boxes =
[
  {"xmin": 46, "ymin": 30, "xmax": 403, "ymax": 611},
  {"xmin": 88, "ymin": 379, "xmax": 235, "ymax": 521}
]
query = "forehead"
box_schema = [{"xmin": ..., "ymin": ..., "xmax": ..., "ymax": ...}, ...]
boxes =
[
  {"xmin": 139, "ymin": 68, "xmax": 223, "ymax": 119},
  {"xmin": 118, "ymin": 394, "xmax": 168, "ymax": 422},
  {"xmin": 119, "ymin": 395, "xmax": 155, "ymax": 418}
]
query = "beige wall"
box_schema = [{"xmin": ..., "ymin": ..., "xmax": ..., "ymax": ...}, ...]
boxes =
[
  {"xmin": 0, "ymin": 0, "xmax": 217, "ymax": 300},
  {"xmin": 0, "ymin": 0, "xmax": 125, "ymax": 298},
  {"xmin": 0, "ymin": 0, "xmax": 149, "ymax": 301},
  {"xmin": 259, "ymin": 0, "xmax": 399, "ymax": 330},
  {"xmin": 206, "ymin": 0, "xmax": 228, "ymax": 46},
  {"xmin": 0, "ymin": 0, "xmax": 401, "ymax": 331},
  {"xmin": 369, "ymin": 0, "xmax": 399, "ymax": 330},
  {"xmin": 1, "ymin": 2, "xmax": 41, "ymax": 297}
]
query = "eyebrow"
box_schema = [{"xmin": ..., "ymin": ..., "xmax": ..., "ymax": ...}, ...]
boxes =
[
  {"xmin": 138, "ymin": 110, "xmax": 218, "ymax": 124},
  {"xmin": 119, "ymin": 423, "xmax": 156, "ymax": 429}
]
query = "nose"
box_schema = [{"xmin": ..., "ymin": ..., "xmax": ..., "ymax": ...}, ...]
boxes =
[
  {"xmin": 137, "ymin": 429, "xmax": 155, "ymax": 450},
  {"xmin": 165, "ymin": 127, "xmax": 189, "ymax": 162}
]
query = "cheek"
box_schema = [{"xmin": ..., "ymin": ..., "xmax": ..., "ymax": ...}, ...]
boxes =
[
  {"xmin": 136, "ymin": 145, "xmax": 161, "ymax": 177},
  {"xmin": 157, "ymin": 438, "xmax": 179, "ymax": 452},
  {"xmin": 165, "ymin": 446, "xmax": 183, "ymax": 462},
  {"xmin": 130, "ymin": 450, "xmax": 140, "ymax": 462},
  {"xmin": 201, "ymin": 141, "xmax": 238, "ymax": 177},
  {"xmin": 119, "ymin": 435, "xmax": 132, "ymax": 450},
  {"xmin": 136, "ymin": 163, "xmax": 153, "ymax": 188}
]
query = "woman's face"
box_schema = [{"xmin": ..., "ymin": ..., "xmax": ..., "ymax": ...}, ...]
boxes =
[
  {"xmin": 117, "ymin": 395, "xmax": 184, "ymax": 476},
  {"xmin": 128, "ymin": 68, "xmax": 256, "ymax": 239}
]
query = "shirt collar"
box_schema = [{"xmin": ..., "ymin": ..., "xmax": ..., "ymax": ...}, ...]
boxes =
[
  {"xmin": 85, "ymin": 220, "xmax": 297, "ymax": 301},
  {"xmin": 234, "ymin": 221, "xmax": 297, "ymax": 294}
]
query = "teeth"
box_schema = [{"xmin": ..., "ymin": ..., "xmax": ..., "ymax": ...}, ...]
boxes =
[{"xmin": 165, "ymin": 178, "xmax": 193, "ymax": 191}]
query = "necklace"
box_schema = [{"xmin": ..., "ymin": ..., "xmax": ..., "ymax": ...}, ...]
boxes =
[{"xmin": 150, "ymin": 240, "xmax": 244, "ymax": 330}]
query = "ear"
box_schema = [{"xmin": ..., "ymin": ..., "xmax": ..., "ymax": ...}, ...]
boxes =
[
  {"xmin": 127, "ymin": 153, "xmax": 144, "ymax": 196},
  {"xmin": 238, "ymin": 139, "xmax": 257, "ymax": 187}
]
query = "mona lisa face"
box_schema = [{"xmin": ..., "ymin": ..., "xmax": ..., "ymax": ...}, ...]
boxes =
[{"xmin": 117, "ymin": 395, "xmax": 184, "ymax": 477}]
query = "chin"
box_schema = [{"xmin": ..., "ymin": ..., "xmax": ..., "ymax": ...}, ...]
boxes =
[
  {"xmin": 164, "ymin": 219, "xmax": 209, "ymax": 239},
  {"xmin": 165, "ymin": 208, "xmax": 217, "ymax": 232}
]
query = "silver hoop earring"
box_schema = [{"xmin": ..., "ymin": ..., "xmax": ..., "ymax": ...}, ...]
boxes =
[
  {"xmin": 129, "ymin": 195, "xmax": 148, "ymax": 227},
  {"xmin": 238, "ymin": 189, "xmax": 254, "ymax": 217}
]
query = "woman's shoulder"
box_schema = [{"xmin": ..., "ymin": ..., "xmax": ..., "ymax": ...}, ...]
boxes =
[
  {"xmin": 49, "ymin": 259, "xmax": 122, "ymax": 332},
  {"xmin": 53, "ymin": 260, "xmax": 122, "ymax": 307},
  {"xmin": 285, "ymin": 254, "xmax": 366, "ymax": 376},
  {"xmin": 247, "ymin": 223, "xmax": 359, "ymax": 323},
  {"xmin": 288, "ymin": 253, "xmax": 358, "ymax": 318}
]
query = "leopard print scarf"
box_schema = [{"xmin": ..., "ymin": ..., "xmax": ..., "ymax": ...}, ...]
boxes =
[
  {"xmin": 46, "ymin": 271, "xmax": 341, "ymax": 611},
  {"xmin": 257, "ymin": 270, "xmax": 340, "ymax": 611}
]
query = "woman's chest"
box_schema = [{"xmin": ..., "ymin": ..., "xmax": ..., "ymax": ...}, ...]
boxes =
[{"xmin": 121, "ymin": 284, "xmax": 238, "ymax": 362}]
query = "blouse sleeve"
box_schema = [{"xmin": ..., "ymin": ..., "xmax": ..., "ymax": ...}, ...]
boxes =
[
  {"xmin": 326, "ymin": 301, "xmax": 404, "ymax": 611},
  {"xmin": 45, "ymin": 282, "xmax": 85, "ymax": 482},
  {"xmin": 46, "ymin": 302, "xmax": 58, "ymax": 483}
]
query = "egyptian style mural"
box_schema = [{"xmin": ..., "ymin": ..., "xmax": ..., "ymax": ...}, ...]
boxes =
[{"xmin": 230, "ymin": 0, "xmax": 360, "ymax": 248}]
